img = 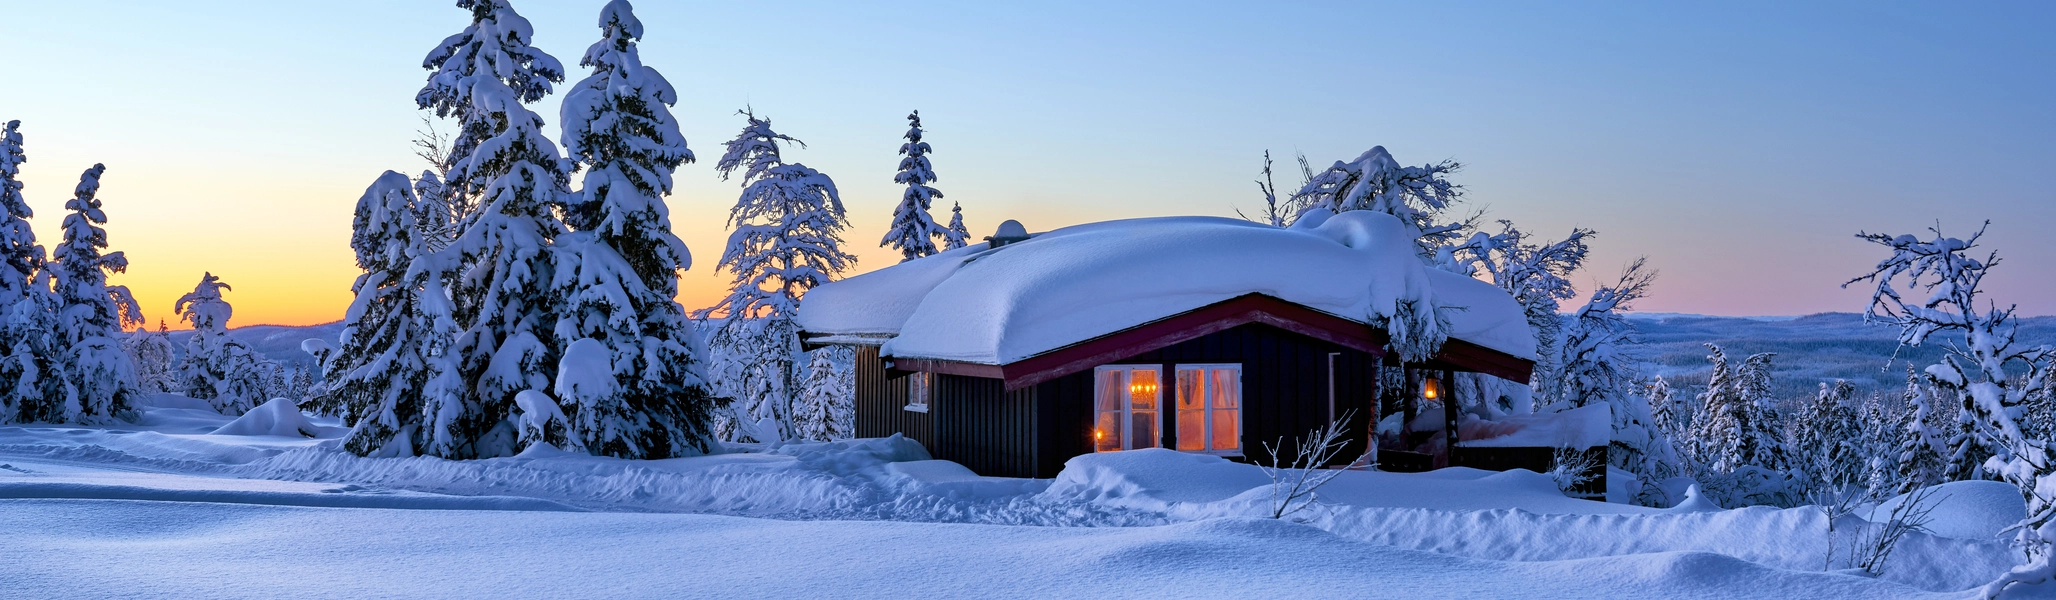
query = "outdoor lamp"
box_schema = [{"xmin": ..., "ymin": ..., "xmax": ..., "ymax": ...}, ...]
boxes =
[{"xmin": 1422, "ymin": 377, "xmax": 1441, "ymax": 400}]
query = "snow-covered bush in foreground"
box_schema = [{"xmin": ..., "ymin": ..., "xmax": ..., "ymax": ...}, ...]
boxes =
[{"xmin": 1843, "ymin": 222, "xmax": 2056, "ymax": 595}]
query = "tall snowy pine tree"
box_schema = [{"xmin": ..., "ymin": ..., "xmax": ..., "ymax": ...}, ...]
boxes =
[
  {"xmin": 52, "ymin": 164, "xmax": 143, "ymax": 422},
  {"xmin": 551, "ymin": 0, "xmax": 716, "ymax": 458},
  {"xmin": 705, "ymin": 110, "xmax": 856, "ymax": 441},
  {"xmin": 881, "ymin": 111, "xmax": 945, "ymax": 262},
  {"xmin": 0, "ymin": 120, "xmax": 61, "ymax": 423},
  {"xmin": 419, "ymin": 0, "xmax": 572, "ymax": 458}
]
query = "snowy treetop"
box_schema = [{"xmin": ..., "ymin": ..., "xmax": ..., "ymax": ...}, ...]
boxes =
[{"xmin": 798, "ymin": 213, "xmax": 1536, "ymax": 366}]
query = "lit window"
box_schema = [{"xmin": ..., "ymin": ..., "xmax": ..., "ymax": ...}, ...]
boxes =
[
  {"xmin": 905, "ymin": 372, "xmax": 931, "ymax": 413},
  {"xmin": 1175, "ymin": 364, "xmax": 1241, "ymax": 454},
  {"xmin": 1093, "ymin": 366, "xmax": 1160, "ymax": 452}
]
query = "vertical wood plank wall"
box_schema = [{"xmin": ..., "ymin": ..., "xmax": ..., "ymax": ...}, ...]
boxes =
[
  {"xmin": 853, "ymin": 323, "xmax": 1387, "ymax": 478},
  {"xmin": 853, "ymin": 345, "xmax": 932, "ymax": 447},
  {"xmin": 933, "ymin": 375, "xmax": 1039, "ymax": 477},
  {"xmin": 1032, "ymin": 323, "xmax": 1382, "ymax": 471}
]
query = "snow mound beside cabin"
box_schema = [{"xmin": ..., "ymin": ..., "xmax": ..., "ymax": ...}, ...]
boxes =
[
  {"xmin": 210, "ymin": 399, "xmax": 330, "ymax": 438},
  {"xmin": 1867, "ymin": 480, "xmax": 2025, "ymax": 540},
  {"xmin": 1459, "ymin": 403, "xmax": 1612, "ymax": 448},
  {"xmin": 1041, "ymin": 449, "xmax": 1271, "ymax": 508}
]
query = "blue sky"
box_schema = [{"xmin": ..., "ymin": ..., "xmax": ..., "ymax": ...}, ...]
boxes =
[{"xmin": 1, "ymin": 1, "xmax": 2050, "ymax": 325}]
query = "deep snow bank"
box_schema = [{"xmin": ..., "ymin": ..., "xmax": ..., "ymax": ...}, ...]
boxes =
[{"xmin": 211, "ymin": 398, "xmax": 331, "ymax": 438}]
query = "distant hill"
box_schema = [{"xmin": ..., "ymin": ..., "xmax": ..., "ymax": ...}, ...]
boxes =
[
  {"xmin": 161, "ymin": 322, "xmax": 344, "ymax": 370},
  {"xmin": 1626, "ymin": 312, "xmax": 2056, "ymax": 403},
  {"xmin": 182, "ymin": 313, "xmax": 2056, "ymax": 406}
]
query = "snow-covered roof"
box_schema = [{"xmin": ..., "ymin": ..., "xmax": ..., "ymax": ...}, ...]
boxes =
[{"xmin": 796, "ymin": 212, "xmax": 1536, "ymax": 366}]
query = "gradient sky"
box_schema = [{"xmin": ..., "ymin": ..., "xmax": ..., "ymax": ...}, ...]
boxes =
[{"xmin": 2, "ymin": 1, "xmax": 2050, "ymax": 328}]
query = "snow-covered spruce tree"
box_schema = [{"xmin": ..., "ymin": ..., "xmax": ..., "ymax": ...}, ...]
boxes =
[
  {"xmin": 51, "ymin": 164, "xmax": 143, "ymax": 422},
  {"xmin": 173, "ymin": 273, "xmax": 270, "ymax": 415},
  {"xmin": 0, "ymin": 120, "xmax": 60, "ymax": 423},
  {"xmin": 1449, "ymin": 222, "xmax": 1593, "ymax": 412},
  {"xmin": 321, "ymin": 172, "xmax": 463, "ymax": 457},
  {"xmin": 1688, "ymin": 345, "xmax": 1796, "ymax": 506},
  {"xmin": 548, "ymin": 0, "xmax": 716, "ymax": 458},
  {"xmin": 417, "ymin": 0, "xmax": 565, "ymax": 229},
  {"xmin": 1647, "ymin": 376, "xmax": 1688, "ymax": 443},
  {"xmin": 881, "ymin": 111, "xmax": 945, "ymax": 262},
  {"xmin": 1893, "ymin": 365, "xmax": 1946, "ymax": 493},
  {"xmin": 704, "ymin": 110, "xmax": 856, "ymax": 442},
  {"xmin": 0, "ymin": 121, "xmax": 41, "ymax": 308},
  {"xmin": 1844, "ymin": 223, "xmax": 2054, "ymax": 528},
  {"xmin": 122, "ymin": 322, "xmax": 178, "ymax": 395},
  {"xmin": 1556, "ymin": 260, "xmax": 1678, "ymax": 494},
  {"xmin": 1858, "ymin": 387, "xmax": 1907, "ymax": 499},
  {"xmin": 1792, "ymin": 380, "xmax": 1865, "ymax": 493},
  {"xmin": 415, "ymin": 0, "xmax": 573, "ymax": 459},
  {"xmin": 1290, "ymin": 146, "xmax": 1468, "ymax": 258},
  {"xmin": 942, "ymin": 201, "xmax": 969, "ymax": 251},
  {"xmin": 792, "ymin": 345, "xmax": 854, "ymax": 442}
]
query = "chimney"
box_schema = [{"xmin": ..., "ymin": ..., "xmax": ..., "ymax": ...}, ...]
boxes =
[{"xmin": 984, "ymin": 219, "xmax": 1031, "ymax": 248}]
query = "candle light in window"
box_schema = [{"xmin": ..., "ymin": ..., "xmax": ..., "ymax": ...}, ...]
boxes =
[
  {"xmin": 1094, "ymin": 428, "xmax": 1104, "ymax": 442},
  {"xmin": 1422, "ymin": 377, "xmax": 1441, "ymax": 400},
  {"xmin": 1129, "ymin": 379, "xmax": 1157, "ymax": 396}
]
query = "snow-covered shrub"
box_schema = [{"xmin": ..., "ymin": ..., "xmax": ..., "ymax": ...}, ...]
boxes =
[
  {"xmin": 792, "ymin": 345, "xmax": 853, "ymax": 442},
  {"xmin": 880, "ymin": 111, "xmax": 946, "ymax": 262},
  {"xmin": 1258, "ymin": 411, "xmax": 1368, "ymax": 519},
  {"xmin": 123, "ymin": 323, "xmax": 177, "ymax": 395},
  {"xmin": 1548, "ymin": 445, "xmax": 1602, "ymax": 496},
  {"xmin": 1844, "ymin": 222, "xmax": 2056, "ymax": 565}
]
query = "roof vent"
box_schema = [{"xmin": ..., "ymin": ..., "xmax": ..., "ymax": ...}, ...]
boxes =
[{"xmin": 985, "ymin": 219, "xmax": 1031, "ymax": 247}]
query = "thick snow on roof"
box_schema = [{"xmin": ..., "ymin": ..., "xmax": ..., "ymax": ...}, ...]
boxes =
[{"xmin": 795, "ymin": 212, "xmax": 1536, "ymax": 365}]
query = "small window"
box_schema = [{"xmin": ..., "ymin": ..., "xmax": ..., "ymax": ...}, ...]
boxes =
[
  {"xmin": 1093, "ymin": 366, "xmax": 1161, "ymax": 452},
  {"xmin": 1175, "ymin": 364, "xmax": 1241, "ymax": 454},
  {"xmin": 904, "ymin": 372, "xmax": 931, "ymax": 413}
]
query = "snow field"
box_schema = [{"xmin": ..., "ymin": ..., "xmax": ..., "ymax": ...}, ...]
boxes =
[
  {"xmin": 0, "ymin": 499, "xmax": 1966, "ymax": 600},
  {"xmin": 0, "ymin": 403, "xmax": 2032, "ymax": 596}
]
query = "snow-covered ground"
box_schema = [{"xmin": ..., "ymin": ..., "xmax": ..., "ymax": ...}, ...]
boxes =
[{"xmin": 0, "ymin": 399, "xmax": 2036, "ymax": 598}]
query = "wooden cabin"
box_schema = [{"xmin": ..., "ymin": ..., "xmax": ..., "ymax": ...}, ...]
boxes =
[{"xmin": 796, "ymin": 213, "xmax": 1540, "ymax": 479}]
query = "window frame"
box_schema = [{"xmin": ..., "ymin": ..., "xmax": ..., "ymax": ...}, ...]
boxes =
[
  {"xmin": 1174, "ymin": 363, "xmax": 1243, "ymax": 456},
  {"xmin": 904, "ymin": 371, "xmax": 931, "ymax": 413},
  {"xmin": 1092, "ymin": 365, "xmax": 1163, "ymax": 452}
]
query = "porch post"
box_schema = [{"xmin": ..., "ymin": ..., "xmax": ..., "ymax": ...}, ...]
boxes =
[{"xmin": 1442, "ymin": 370, "xmax": 1459, "ymax": 469}]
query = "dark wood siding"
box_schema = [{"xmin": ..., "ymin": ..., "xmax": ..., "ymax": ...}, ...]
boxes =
[
  {"xmin": 1030, "ymin": 322, "xmax": 1381, "ymax": 470},
  {"xmin": 932, "ymin": 375, "xmax": 1038, "ymax": 478},
  {"xmin": 853, "ymin": 345, "xmax": 932, "ymax": 447},
  {"xmin": 854, "ymin": 323, "xmax": 1384, "ymax": 477}
]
